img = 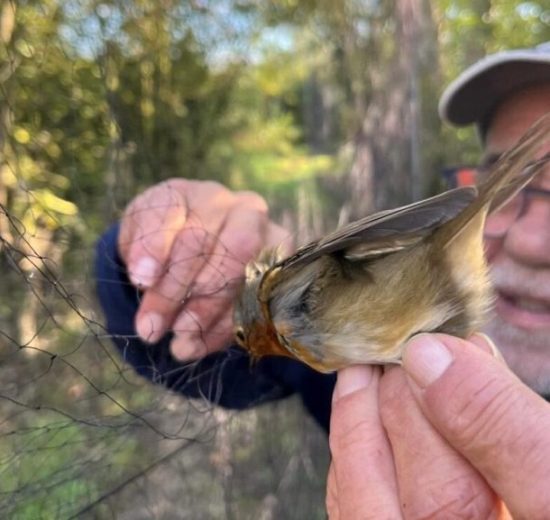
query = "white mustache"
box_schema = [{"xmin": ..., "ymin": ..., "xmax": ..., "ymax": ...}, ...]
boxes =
[{"xmin": 489, "ymin": 262, "xmax": 550, "ymax": 302}]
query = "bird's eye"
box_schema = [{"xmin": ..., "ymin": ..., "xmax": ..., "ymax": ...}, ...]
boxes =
[{"xmin": 235, "ymin": 327, "xmax": 246, "ymax": 346}]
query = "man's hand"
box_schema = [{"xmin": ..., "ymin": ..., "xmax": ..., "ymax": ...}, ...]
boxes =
[
  {"xmin": 118, "ymin": 179, "xmax": 290, "ymax": 361},
  {"xmin": 328, "ymin": 332, "xmax": 550, "ymax": 518}
]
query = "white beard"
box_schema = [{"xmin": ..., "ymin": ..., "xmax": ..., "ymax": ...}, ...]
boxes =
[
  {"xmin": 482, "ymin": 315, "xmax": 550, "ymax": 395},
  {"xmin": 484, "ymin": 262, "xmax": 550, "ymax": 396}
]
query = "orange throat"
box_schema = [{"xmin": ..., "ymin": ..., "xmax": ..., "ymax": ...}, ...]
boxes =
[{"xmin": 246, "ymin": 320, "xmax": 293, "ymax": 361}]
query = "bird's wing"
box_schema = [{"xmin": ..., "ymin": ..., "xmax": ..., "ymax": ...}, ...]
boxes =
[{"xmin": 275, "ymin": 186, "xmax": 477, "ymax": 269}]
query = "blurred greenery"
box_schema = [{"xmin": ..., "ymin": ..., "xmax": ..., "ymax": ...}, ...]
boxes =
[{"xmin": 1, "ymin": 0, "xmax": 549, "ymax": 517}]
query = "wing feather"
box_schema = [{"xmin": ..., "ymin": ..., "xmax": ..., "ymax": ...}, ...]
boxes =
[{"xmin": 275, "ymin": 186, "xmax": 477, "ymax": 270}]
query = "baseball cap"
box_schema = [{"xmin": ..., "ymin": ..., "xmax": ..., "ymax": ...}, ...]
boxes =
[{"xmin": 439, "ymin": 42, "xmax": 550, "ymax": 134}]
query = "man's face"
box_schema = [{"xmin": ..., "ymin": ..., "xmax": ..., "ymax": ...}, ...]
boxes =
[{"xmin": 482, "ymin": 83, "xmax": 550, "ymax": 394}]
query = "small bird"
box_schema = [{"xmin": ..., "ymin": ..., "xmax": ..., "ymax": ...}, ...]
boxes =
[{"xmin": 233, "ymin": 115, "xmax": 550, "ymax": 373}]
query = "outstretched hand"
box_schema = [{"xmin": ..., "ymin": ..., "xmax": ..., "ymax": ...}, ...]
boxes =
[
  {"xmin": 118, "ymin": 179, "xmax": 290, "ymax": 361},
  {"xmin": 328, "ymin": 333, "xmax": 550, "ymax": 519}
]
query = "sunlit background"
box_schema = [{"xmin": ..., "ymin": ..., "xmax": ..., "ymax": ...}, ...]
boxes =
[{"xmin": 1, "ymin": 1, "xmax": 549, "ymax": 518}]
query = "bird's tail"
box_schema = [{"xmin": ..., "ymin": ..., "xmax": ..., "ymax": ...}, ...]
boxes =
[{"xmin": 440, "ymin": 113, "xmax": 550, "ymax": 246}]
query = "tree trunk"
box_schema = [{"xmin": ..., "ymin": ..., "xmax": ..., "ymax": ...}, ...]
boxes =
[{"xmin": 343, "ymin": 0, "xmax": 436, "ymax": 220}]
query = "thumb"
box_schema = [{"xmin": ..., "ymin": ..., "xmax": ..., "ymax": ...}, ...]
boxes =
[
  {"xmin": 328, "ymin": 365, "xmax": 402, "ymax": 519},
  {"xmin": 402, "ymin": 333, "xmax": 550, "ymax": 519}
]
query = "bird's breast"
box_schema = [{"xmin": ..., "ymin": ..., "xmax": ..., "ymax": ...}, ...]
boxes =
[{"xmin": 246, "ymin": 320, "xmax": 293, "ymax": 360}]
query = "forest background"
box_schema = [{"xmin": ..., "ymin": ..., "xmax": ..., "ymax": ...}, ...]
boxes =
[{"xmin": 1, "ymin": 0, "xmax": 549, "ymax": 518}]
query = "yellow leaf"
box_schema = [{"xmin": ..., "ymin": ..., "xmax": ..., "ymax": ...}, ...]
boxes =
[
  {"xmin": 34, "ymin": 189, "xmax": 78, "ymax": 216},
  {"xmin": 14, "ymin": 127, "xmax": 31, "ymax": 144},
  {"xmin": 141, "ymin": 99, "xmax": 155, "ymax": 118},
  {"xmin": 15, "ymin": 39, "xmax": 34, "ymax": 58},
  {"xmin": 46, "ymin": 142, "xmax": 61, "ymax": 159},
  {"xmin": 0, "ymin": 164, "xmax": 17, "ymax": 187},
  {"xmin": 106, "ymin": 74, "xmax": 119, "ymax": 91}
]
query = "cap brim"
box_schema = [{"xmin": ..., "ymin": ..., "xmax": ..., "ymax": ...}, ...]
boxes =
[{"xmin": 439, "ymin": 50, "xmax": 550, "ymax": 128}]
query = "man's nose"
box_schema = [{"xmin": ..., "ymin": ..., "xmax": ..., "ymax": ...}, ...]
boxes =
[{"xmin": 504, "ymin": 199, "xmax": 550, "ymax": 267}]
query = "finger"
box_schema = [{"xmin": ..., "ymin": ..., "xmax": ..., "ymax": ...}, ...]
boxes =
[
  {"xmin": 326, "ymin": 463, "xmax": 340, "ymax": 520},
  {"xmin": 170, "ymin": 215, "xmax": 290, "ymax": 360},
  {"xmin": 380, "ymin": 366, "xmax": 502, "ymax": 519},
  {"xmin": 330, "ymin": 365, "xmax": 402, "ymax": 519},
  {"xmin": 134, "ymin": 209, "xmax": 227, "ymax": 342},
  {"xmin": 170, "ymin": 309, "xmax": 233, "ymax": 361},
  {"xmin": 265, "ymin": 221, "xmax": 294, "ymax": 254},
  {"xmin": 402, "ymin": 333, "xmax": 550, "ymax": 518},
  {"xmin": 135, "ymin": 190, "xmax": 268, "ymax": 344},
  {"xmin": 120, "ymin": 180, "xmax": 188, "ymax": 288},
  {"xmin": 165, "ymin": 201, "xmax": 269, "ymax": 357}
]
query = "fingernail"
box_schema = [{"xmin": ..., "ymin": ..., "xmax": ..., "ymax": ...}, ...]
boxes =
[
  {"xmin": 136, "ymin": 312, "xmax": 165, "ymax": 343},
  {"xmin": 332, "ymin": 365, "xmax": 374, "ymax": 403},
  {"xmin": 171, "ymin": 334, "xmax": 205, "ymax": 361},
  {"xmin": 403, "ymin": 334, "xmax": 453, "ymax": 388},
  {"xmin": 129, "ymin": 257, "xmax": 160, "ymax": 288},
  {"xmin": 470, "ymin": 333, "xmax": 503, "ymax": 361}
]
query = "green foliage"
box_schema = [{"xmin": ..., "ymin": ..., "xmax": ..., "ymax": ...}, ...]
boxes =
[
  {"xmin": 0, "ymin": 413, "xmax": 145, "ymax": 519},
  {"xmin": 0, "ymin": 418, "xmax": 97, "ymax": 519}
]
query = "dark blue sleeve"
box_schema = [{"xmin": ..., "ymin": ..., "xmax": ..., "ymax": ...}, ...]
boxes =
[{"xmin": 94, "ymin": 224, "xmax": 335, "ymax": 431}]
